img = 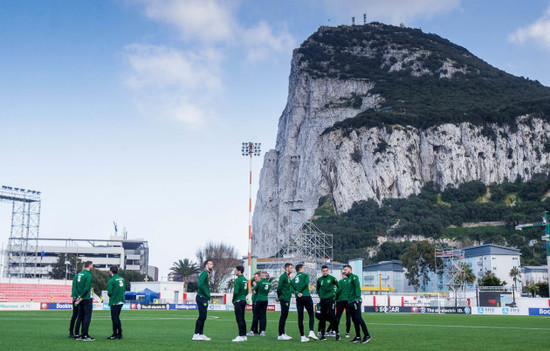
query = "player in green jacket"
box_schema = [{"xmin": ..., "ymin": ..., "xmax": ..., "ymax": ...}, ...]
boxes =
[
  {"xmin": 335, "ymin": 275, "xmax": 352, "ymax": 337},
  {"xmin": 253, "ymin": 272, "xmax": 271, "ymax": 336},
  {"xmin": 291, "ymin": 264, "xmax": 318, "ymax": 342},
  {"xmin": 276, "ymin": 263, "xmax": 294, "ymax": 340},
  {"xmin": 344, "ymin": 264, "xmax": 372, "ymax": 344},
  {"xmin": 316, "ymin": 265, "xmax": 340, "ymax": 340},
  {"xmin": 193, "ymin": 260, "xmax": 213, "ymax": 341},
  {"xmin": 247, "ymin": 272, "xmax": 261, "ymax": 336},
  {"xmin": 68, "ymin": 273, "xmax": 81, "ymax": 338},
  {"xmin": 74, "ymin": 261, "xmax": 94, "ymax": 341},
  {"xmin": 107, "ymin": 265, "xmax": 126, "ymax": 340},
  {"xmin": 232, "ymin": 265, "xmax": 248, "ymax": 342}
]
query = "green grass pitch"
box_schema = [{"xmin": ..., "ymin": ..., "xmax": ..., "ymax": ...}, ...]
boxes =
[{"xmin": 1, "ymin": 310, "xmax": 549, "ymax": 350}]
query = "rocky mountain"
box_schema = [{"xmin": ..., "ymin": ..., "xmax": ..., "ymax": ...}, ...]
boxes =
[{"xmin": 252, "ymin": 23, "xmax": 550, "ymax": 258}]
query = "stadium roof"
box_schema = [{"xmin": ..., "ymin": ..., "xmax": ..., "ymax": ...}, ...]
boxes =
[
  {"xmin": 364, "ymin": 260, "xmax": 404, "ymax": 272},
  {"xmin": 462, "ymin": 244, "xmax": 521, "ymax": 258},
  {"xmin": 522, "ymin": 265, "xmax": 548, "ymax": 272}
]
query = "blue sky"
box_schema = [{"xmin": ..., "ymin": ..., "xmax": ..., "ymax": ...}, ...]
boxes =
[{"xmin": 1, "ymin": 0, "xmax": 549, "ymax": 278}]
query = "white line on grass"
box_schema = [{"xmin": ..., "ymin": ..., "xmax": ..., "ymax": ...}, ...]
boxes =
[{"xmin": 368, "ymin": 322, "xmax": 550, "ymax": 331}]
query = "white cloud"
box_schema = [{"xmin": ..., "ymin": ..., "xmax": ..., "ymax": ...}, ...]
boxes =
[
  {"xmin": 122, "ymin": 44, "xmax": 222, "ymax": 127},
  {"xmin": 509, "ymin": 7, "xmax": 550, "ymax": 50},
  {"xmin": 321, "ymin": 0, "xmax": 461, "ymax": 25},
  {"xmin": 123, "ymin": 0, "xmax": 295, "ymax": 125},
  {"xmin": 141, "ymin": 0, "xmax": 236, "ymax": 43},
  {"xmin": 137, "ymin": 0, "xmax": 295, "ymax": 60},
  {"xmin": 242, "ymin": 21, "xmax": 295, "ymax": 61}
]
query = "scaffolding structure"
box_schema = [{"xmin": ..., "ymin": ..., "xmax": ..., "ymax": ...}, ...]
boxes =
[
  {"xmin": 0, "ymin": 185, "xmax": 41, "ymax": 278},
  {"xmin": 435, "ymin": 245, "xmax": 466, "ymax": 297},
  {"xmin": 264, "ymin": 200, "xmax": 334, "ymax": 285}
]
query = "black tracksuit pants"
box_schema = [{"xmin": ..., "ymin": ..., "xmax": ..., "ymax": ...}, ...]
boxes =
[
  {"xmin": 77, "ymin": 299, "xmax": 93, "ymax": 337},
  {"xmin": 234, "ymin": 300, "xmax": 247, "ymax": 336},
  {"xmin": 319, "ymin": 299, "xmax": 338, "ymax": 335},
  {"xmin": 256, "ymin": 300, "xmax": 268, "ymax": 332},
  {"xmin": 110, "ymin": 304, "xmax": 123, "ymax": 336},
  {"xmin": 194, "ymin": 295, "xmax": 208, "ymax": 335},
  {"xmin": 296, "ymin": 296, "xmax": 315, "ymax": 336},
  {"xmin": 69, "ymin": 298, "xmax": 81, "ymax": 335},
  {"xmin": 335, "ymin": 300, "xmax": 351, "ymax": 334},
  {"xmin": 348, "ymin": 300, "xmax": 370, "ymax": 338},
  {"xmin": 250, "ymin": 302, "xmax": 259, "ymax": 333},
  {"xmin": 278, "ymin": 300, "xmax": 290, "ymax": 336}
]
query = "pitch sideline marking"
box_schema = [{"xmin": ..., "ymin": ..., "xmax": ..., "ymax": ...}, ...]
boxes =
[{"xmin": 368, "ymin": 322, "xmax": 550, "ymax": 331}]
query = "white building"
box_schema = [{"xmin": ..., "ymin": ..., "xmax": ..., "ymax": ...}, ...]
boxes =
[
  {"xmin": 522, "ymin": 265, "xmax": 548, "ymax": 285},
  {"xmin": 363, "ymin": 260, "xmax": 410, "ymax": 293},
  {"xmin": 3, "ymin": 236, "xmax": 149, "ymax": 278},
  {"xmin": 130, "ymin": 281, "xmax": 185, "ymax": 304},
  {"xmin": 461, "ymin": 244, "xmax": 521, "ymax": 289}
]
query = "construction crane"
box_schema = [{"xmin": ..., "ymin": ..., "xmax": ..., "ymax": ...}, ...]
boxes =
[{"xmin": 515, "ymin": 211, "xmax": 549, "ymax": 295}]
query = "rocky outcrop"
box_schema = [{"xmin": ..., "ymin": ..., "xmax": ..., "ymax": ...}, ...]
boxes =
[{"xmin": 252, "ymin": 25, "xmax": 550, "ymax": 258}]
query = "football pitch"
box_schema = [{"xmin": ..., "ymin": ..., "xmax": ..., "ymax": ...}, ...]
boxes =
[{"xmin": 1, "ymin": 310, "xmax": 549, "ymax": 350}]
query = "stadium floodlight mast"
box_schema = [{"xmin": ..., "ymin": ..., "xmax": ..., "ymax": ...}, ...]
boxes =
[{"xmin": 241, "ymin": 142, "xmax": 261, "ymax": 292}]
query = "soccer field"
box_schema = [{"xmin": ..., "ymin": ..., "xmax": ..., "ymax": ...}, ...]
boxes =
[{"xmin": 1, "ymin": 310, "xmax": 549, "ymax": 350}]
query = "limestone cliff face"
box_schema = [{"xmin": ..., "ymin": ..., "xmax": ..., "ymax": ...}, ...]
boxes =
[{"xmin": 252, "ymin": 24, "xmax": 550, "ymax": 258}]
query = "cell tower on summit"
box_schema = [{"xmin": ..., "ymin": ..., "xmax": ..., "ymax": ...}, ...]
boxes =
[
  {"xmin": 364, "ymin": 13, "xmax": 367, "ymax": 24},
  {"xmin": 352, "ymin": 16, "xmax": 355, "ymax": 25}
]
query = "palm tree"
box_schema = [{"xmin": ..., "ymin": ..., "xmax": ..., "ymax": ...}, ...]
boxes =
[
  {"xmin": 451, "ymin": 262, "xmax": 476, "ymax": 307},
  {"xmin": 171, "ymin": 259, "xmax": 199, "ymax": 291},
  {"xmin": 509, "ymin": 266, "xmax": 521, "ymax": 306}
]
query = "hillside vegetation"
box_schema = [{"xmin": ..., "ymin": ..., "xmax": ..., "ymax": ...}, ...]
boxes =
[
  {"xmin": 313, "ymin": 174, "xmax": 550, "ymax": 265},
  {"xmin": 296, "ymin": 23, "xmax": 550, "ymax": 131}
]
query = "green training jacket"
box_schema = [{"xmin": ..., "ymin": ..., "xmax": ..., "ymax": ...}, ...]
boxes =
[
  {"xmin": 197, "ymin": 269, "xmax": 211, "ymax": 300},
  {"xmin": 316, "ymin": 274, "xmax": 339, "ymax": 300},
  {"xmin": 107, "ymin": 274, "xmax": 126, "ymax": 306},
  {"xmin": 291, "ymin": 272, "xmax": 311, "ymax": 297},
  {"xmin": 233, "ymin": 274, "xmax": 248, "ymax": 304},
  {"xmin": 253, "ymin": 278, "xmax": 271, "ymax": 302},
  {"xmin": 75, "ymin": 269, "xmax": 93, "ymax": 300}
]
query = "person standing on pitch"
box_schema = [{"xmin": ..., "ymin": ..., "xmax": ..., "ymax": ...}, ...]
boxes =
[
  {"xmin": 276, "ymin": 263, "xmax": 293, "ymax": 340},
  {"xmin": 253, "ymin": 271, "xmax": 271, "ymax": 336},
  {"xmin": 316, "ymin": 265, "xmax": 340, "ymax": 341},
  {"xmin": 107, "ymin": 265, "xmax": 125, "ymax": 340},
  {"xmin": 343, "ymin": 264, "xmax": 372, "ymax": 344},
  {"xmin": 291, "ymin": 264, "xmax": 318, "ymax": 342},
  {"xmin": 335, "ymin": 272, "xmax": 352, "ymax": 338},
  {"xmin": 247, "ymin": 272, "xmax": 261, "ymax": 336},
  {"xmin": 68, "ymin": 271, "xmax": 81, "ymax": 339},
  {"xmin": 232, "ymin": 265, "xmax": 248, "ymax": 342},
  {"xmin": 193, "ymin": 260, "xmax": 213, "ymax": 341},
  {"xmin": 74, "ymin": 261, "xmax": 94, "ymax": 341}
]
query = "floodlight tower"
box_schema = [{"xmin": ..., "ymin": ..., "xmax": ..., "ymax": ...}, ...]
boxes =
[
  {"xmin": 1, "ymin": 185, "xmax": 41, "ymax": 278},
  {"xmin": 241, "ymin": 142, "xmax": 261, "ymax": 291}
]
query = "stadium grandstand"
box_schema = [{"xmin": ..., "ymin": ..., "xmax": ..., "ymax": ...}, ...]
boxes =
[{"xmin": 0, "ymin": 279, "xmax": 72, "ymax": 303}]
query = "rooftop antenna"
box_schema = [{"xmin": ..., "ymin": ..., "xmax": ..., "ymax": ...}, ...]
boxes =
[
  {"xmin": 352, "ymin": 16, "xmax": 355, "ymax": 25},
  {"xmin": 363, "ymin": 13, "xmax": 366, "ymax": 24},
  {"xmin": 113, "ymin": 221, "xmax": 118, "ymax": 236}
]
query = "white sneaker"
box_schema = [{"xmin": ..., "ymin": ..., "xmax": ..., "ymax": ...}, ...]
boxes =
[
  {"xmin": 301, "ymin": 336, "xmax": 309, "ymax": 342},
  {"xmin": 259, "ymin": 331, "xmax": 266, "ymax": 336},
  {"xmin": 243, "ymin": 336, "xmax": 247, "ymax": 341},
  {"xmin": 246, "ymin": 331, "xmax": 255, "ymax": 336},
  {"xmin": 278, "ymin": 334, "xmax": 291, "ymax": 340},
  {"xmin": 201, "ymin": 334, "xmax": 211, "ymax": 341},
  {"xmin": 308, "ymin": 330, "xmax": 319, "ymax": 340},
  {"xmin": 285, "ymin": 334, "xmax": 292, "ymax": 340},
  {"xmin": 232, "ymin": 336, "xmax": 245, "ymax": 342},
  {"xmin": 192, "ymin": 334, "xmax": 202, "ymax": 341}
]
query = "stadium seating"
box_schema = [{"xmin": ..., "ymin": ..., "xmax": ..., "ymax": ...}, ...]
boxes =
[{"xmin": 0, "ymin": 283, "xmax": 72, "ymax": 302}]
